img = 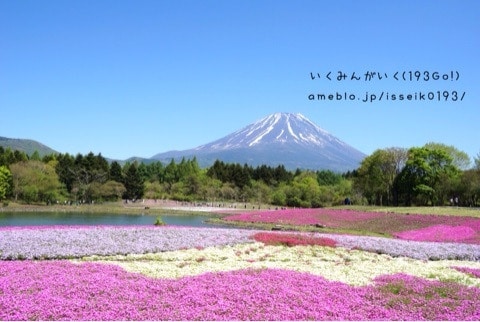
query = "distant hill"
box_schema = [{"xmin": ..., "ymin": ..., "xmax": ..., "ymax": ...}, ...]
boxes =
[
  {"xmin": 124, "ymin": 156, "xmax": 159, "ymax": 164},
  {"xmin": 1, "ymin": 113, "xmax": 367, "ymax": 171},
  {"xmin": 0, "ymin": 136, "xmax": 58, "ymax": 157},
  {"xmin": 152, "ymin": 112, "xmax": 366, "ymax": 172}
]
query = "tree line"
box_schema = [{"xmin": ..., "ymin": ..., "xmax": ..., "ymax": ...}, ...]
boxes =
[
  {"xmin": 354, "ymin": 143, "xmax": 480, "ymax": 206},
  {"xmin": 0, "ymin": 142, "xmax": 479, "ymax": 207}
]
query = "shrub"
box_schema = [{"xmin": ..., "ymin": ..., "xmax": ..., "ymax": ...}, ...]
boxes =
[{"xmin": 154, "ymin": 216, "xmax": 166, "ymax": 226}]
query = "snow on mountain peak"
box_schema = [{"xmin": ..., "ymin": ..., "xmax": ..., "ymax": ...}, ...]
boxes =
[
  {"xmin": 198, "ymin": 112, "xmax": 344, "ymax": 151},
  {"xmin": 152, "ymin": 112, "xmax": 366, "ymax": 171}
]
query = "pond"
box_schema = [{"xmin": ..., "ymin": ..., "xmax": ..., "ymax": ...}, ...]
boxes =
[{"xmin": 0, "ymin": 212, "xmax": 226, "ymax": 228}]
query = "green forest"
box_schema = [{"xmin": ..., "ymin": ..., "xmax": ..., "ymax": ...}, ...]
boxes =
[{"xmin": 0, "ymin": 143, "xmax": 479, "ymax": 208}]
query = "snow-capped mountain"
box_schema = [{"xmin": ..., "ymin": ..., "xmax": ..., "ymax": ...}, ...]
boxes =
[
  {"xmin": 152, "ymin": 113, "xmax": 366, "ymax": 172},
  {"xmin": 195, "ymin": 113, "xmax": 349, "ymax": 150}
]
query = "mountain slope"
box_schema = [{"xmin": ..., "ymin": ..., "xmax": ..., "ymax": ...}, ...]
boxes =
[
  {"xmin": 0, "ymin": 136, "xmax": 58, "ymax": 157},
  {"xmin": 152, "ymin": 113, "xmax": 366, "ymax": 171}
]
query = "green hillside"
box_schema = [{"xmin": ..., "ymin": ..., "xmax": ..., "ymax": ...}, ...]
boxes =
[{"xmin": 0, "ymin": 136, "xmax": 58, "ymax": 157}]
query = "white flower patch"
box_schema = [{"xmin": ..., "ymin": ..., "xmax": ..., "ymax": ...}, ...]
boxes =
[{"xmin": 81, "ymin": 243, "xmax": 480, "ymax": 287}]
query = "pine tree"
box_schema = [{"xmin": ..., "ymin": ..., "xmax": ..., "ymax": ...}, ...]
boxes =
[{"xmin": 123, "ymin": 162, "xmax": 145, "ymax": 200}]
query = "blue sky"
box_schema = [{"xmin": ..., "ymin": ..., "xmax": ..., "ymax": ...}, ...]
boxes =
[{"xmin": 1, "ymin": 0, "xmax": 479, "ymax": 163}]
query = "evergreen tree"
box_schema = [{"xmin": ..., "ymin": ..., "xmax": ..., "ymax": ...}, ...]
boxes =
[
  {"xmin": 55, "ymin": 153, "xmax": 76, "ymax": 193},
  {"xmin": 137, "ymin": 162, "xmax": 150, "ymax": 182},
  {"xmin": 146, "ymin": 161, "xmax": 165, "ymax": 182},
  {"xmin": 109, "ymin": 161, "xmax": 124, "ymax": 183},
  {"xmin": 474, "ymin": 151, "xmax": 480, "ymax": 170},
  {"xmin": 123, "ymin": 162, "xmax": 145, "ymax": 200},
  {"xmin": 30, "ymin": 150, "xmax": 41, "ymax": 161},
  {"xmin": 317, "ymin": 170, "xmax": 342, "ymax": 186},
  {"xmin": 164, "ymin": 159, "xmax": 178, "ymax": 184},
  {"xmin": 0, "ymin": 165, "xmax": 11, "ymax": 200}
]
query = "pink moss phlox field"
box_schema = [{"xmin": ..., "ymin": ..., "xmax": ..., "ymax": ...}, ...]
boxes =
[
  {"xmin": 452, "ymin": 266, "xmax": 480, "ymax": 278},
  {"xmin": 2, "ymin": 261, "xmax": 480, "ymax": 321},
  {"xmin": 394, "ymin": 225, "xmax": 477, "ymax": 243},
  {"xmin": 3, "ymin": 225, "xmax": 480, "ymax": 261},
  {"xmin": 252, "ymin": 232, "xmax": 337, "ymax": 247},
  {"xmin": 224, "ymin": 208, "xmax": 384, "ymax": 226},
  {"xmin": 224, "ymin": 208, "xmax": 480, "ymax": 244},
  {"xmin": 372, "ymin": 273, "xmax": 480, "ymax": 320}
]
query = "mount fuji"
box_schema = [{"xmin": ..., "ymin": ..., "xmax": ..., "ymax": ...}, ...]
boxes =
[{"xmin": 151, "ymin": 113, "xmax": 366, "ymax": 172}]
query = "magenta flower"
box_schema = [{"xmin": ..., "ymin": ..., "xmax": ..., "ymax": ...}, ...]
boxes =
[
  {"xmin": 224, "ymin": 208, "xmax": 384, "ymax": 226},
  {"xmin": 394, "ymin": 225, "xmax": 477, "ymax": 243},
  {"xmin": 1, "ymin": 261, "xmax": 479, "ymax": 320},
  {"xmin": 252, "ymin": 231, "xmax": 337, "ymax": 247},
  {"xmin": 224, "ymin": 208, "xmax": 480, "ymax": 245},
  {"xmin": 452, "ymin": 266, "xmax": 480, "ymax": 278}
]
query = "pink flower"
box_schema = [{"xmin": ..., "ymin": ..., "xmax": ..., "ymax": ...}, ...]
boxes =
[
  {"xmin": 394, "ymin": 225, "xmax": 477, "ymax": 243},
  {"xmin": 1, "ymin": 261, "xmax": 479, "ymax": 320},
  {"xmin": 252, "ymin": 232, "xmax": 337, "ymax": 247}
]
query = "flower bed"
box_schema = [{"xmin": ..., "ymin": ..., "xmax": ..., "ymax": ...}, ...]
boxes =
[
  {"xmin": 223, "ymin": 208, "xmax": 480, "ymax": 244},
  {"xmin": 0, "ymin": 226, "xmax": 254, "ymax": 260},
  {"xmin": 83, "ymin": 242, "xmax": 480, "ymax": 286},
  {"xmin": 2, "ymin": 225, "xmax": 480, "ymax": 320},
  {"xmin": 324, "ymin": 232, "xmax": 480, "ymax": 261},
  {"xmin": 251, "ymin": 232, "xmax": 337, "ymax": 247},
  {"xmin": 452, "ymin": 266, "xmax": 480, "ymax": 278},
  {"xmin": 393, "ymin": 225, "xmax": 477, "ymax": 242},
  {"xmin": 2, "ymin": 226, "xmax": 480, "ymax": 261},
  {"xmin": 1, "ymin": 261, "xmax": 479, "ymax": 320},
  {"xmin": 224, "ymin": 208, "xmax": 384, "ymax": 226}
]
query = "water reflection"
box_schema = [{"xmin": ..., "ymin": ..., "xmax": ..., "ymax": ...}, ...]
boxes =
[{"xmin": 0, "ymin": 212, "xmax": 223, "ymax": 228}]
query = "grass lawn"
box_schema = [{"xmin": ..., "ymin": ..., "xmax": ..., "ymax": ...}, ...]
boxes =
[
  {"xmin": 336, "ymin": 205, "xmax": 480, "ymax": 217},
  {"xmin": 0, "ymin": 200, "xmax": 214, "ymax": 216}
]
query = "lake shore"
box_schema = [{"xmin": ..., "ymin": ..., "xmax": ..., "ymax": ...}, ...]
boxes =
[
  {"xmin": 2, "ymin": 200, "xmax": 479, "ymax": 218},
  {"xmin": 0, "ymin": 199, "xmax": 251, "ymax": 216}
]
